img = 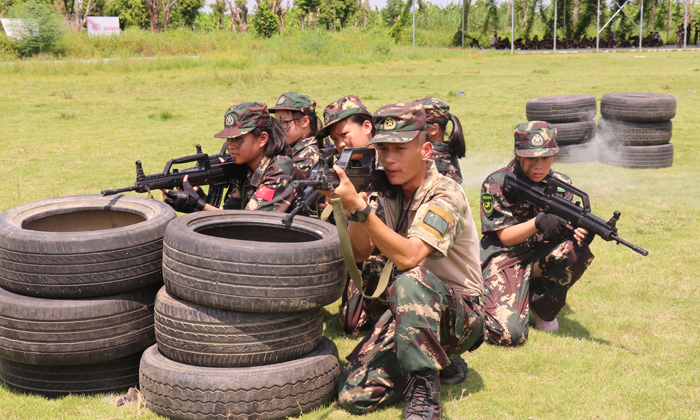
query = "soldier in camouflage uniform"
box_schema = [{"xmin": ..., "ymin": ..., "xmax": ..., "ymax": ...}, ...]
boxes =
[
  {"xmin": 333, "ymin": 102, "xmax": 484, "ymax": 420},
  {"xmin": 480, "ymin": 121, "xmax": 594, "ymax": 346},
  {"xmin": 315, "ymin": 95, "xmax": 378, "ymax": 335},
  {"xmin": 414, "ymin": 97, "xmax": 465, "ymax": 184},
  {"xmin": 269, "ymin": 92, "xmax": 321, "ymax": 180},
  {"xmin": 162, "ymin": 102, "xmax": 296, "ymax": 213}
]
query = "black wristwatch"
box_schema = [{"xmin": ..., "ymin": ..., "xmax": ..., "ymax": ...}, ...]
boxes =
[{"xmin": 349, "ymin": 204, "xmax": 371, "ymax": 223}]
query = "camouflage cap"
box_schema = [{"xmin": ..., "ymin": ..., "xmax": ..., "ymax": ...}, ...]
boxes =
[
  {"xmin": 368, "ymin": 102, "xmax": 427, "ymax": 145},
  {"xmin": 414, "ymin": 97, "xmax": 450, "ymax": 127},
  {"xmin": 513, "ymin": 121, "xmax": 559, "ymax": 157},
  {"xmin": 268, "ymin": 92, "xmax": 317, "ymax": 115},
  {"xmin": 315, "ymin": 95, "xmax": 372, "ymax": 140},
  {"xmin": 213, "ymin": 102, "xmax": 271, "ymax": 139}
]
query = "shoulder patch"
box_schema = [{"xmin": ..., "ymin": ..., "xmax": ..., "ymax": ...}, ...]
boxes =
[
  {"xmin": 255, "ymin": 185, "xmax": 275, "ymax": 202},
  {"xmin": 420, "ymin": 205, "xmax": 454, "ymax": 241},
  {"xmin": 482, "ymin": 193, "xmax": 494, "ymax": 217}
]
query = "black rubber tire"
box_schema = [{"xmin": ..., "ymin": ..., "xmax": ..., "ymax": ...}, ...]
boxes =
[
  {"xmin": 599, "ymin": 143, "xmax": 674, "ymax": 168},
  {"xmin": 163, "ymin": 211, "xmax": 346, "ymax": 313},
  {"xmin": 526, "ymin": 94, "xmax": 597, "ymax": 123},
  {"xmin": 140, "ymin": 338, "xmax": 339, "ymax": 420},
  {"xmin": 154, "ymin": 287, "xmax": 324, "ymax": 367},
  {"xmin": 554, "ymin": 141, "xmax": 599, "ymax": 164},
  {"xmin": 0, "ymin": 353, "xmax": 141, "ymax": 398},
  {"xmin": 552, "ymin": 120, "xmax": 597, "ymax": 145},
  {"xmin": 0, "ymin": 194, "xmax": 175, "ymax": 298},
  {"xmin": 597, "ymin": 117, "xmax": 672, "ymax": 146},
  {"xmin": 600, "ymin": 92, "xmax": 676, "ymax": 122},
  {"xmin": 0, "ymin": 284, "xmax": 157, "ymax": 366}
]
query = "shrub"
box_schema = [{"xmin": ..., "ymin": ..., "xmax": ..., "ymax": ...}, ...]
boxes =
[
  {"xmin": 6, "ymin": 0, "xmax": 66, "ymax": 56},
  {"xmin": 251, "ymin": 0, "xmax": 279, "ymax": 38}
]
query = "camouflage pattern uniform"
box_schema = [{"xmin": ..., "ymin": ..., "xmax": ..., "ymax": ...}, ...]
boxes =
[
  {"xmin": 269, "ymin": 92, "xmax": 320, "ymax": 180},
  {"xmin": 337, "ymin": 103, "xmax": 484, "ymax": 415},
  {"xmin": 222, "ymin": 155, "xmax": 295, "ymax": 212},
  {"xmin": 480, "ymin": 122, "xmax": 594, "ymax": 346},
  {"xmin": 314, "ymin": 95, "xmax": 377, "ymax": 333},
  {"xmin": 213, "ymin": 102, "xmax": 296, "ymax": 213},
  {"xmin": 414, "ymin": 97, "xmax": 463, "ymax": 184}
]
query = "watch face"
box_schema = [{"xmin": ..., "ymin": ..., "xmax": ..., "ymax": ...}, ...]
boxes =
[{"xmin": 354, "ymin": 210, "xmax": 368, "ymax": 222}]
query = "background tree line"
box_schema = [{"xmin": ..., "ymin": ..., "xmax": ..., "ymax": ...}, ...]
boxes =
[{"xmin": 1, "ymin": 0, "xmax": 698, "ymax": 56}]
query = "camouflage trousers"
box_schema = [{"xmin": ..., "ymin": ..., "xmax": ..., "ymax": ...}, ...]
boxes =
[
  {"xmin": 339, "ymin": 255, "xmax": 392, "ymax": 335},
  {"xmin": 337, "ymin": 265, "xmax": 484, "ymax": 415},
  {"xmin": 482, "ymin": 238, "xmax": 594, "ymax": 346}
]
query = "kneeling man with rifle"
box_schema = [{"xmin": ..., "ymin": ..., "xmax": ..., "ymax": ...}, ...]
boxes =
[{"xmin": 331, "ymin": 102, "xmax": 485, "ymax": 420}]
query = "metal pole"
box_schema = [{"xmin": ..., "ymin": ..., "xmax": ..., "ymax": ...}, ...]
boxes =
[
  {"xmin": 597, "ymin": 0, "xmax": 600, "ymax": 51},
  {"xmin": 667, "ymin": 0, "xmax": 671, "ymax": 45},
  {"xmin": 511, "ymin": 0, "xmax": 515, "ymax": 53},
  {"xmin": 554, "ymin": 0, "xmax": 558, "ymax": 51},
  {"xmin": 684, "ymin": 0, "xmax": 688, "ymax": 49},
  {"xmin": 639, "ymin": 0, "xmax": 643, "ymax": 51},
  {"xmin": 412, "ymin": 0, "xmax": 415, "ymax": 47},
  {"xmin": 461, "ymin": 0, "xmax": 465, "ymax": 48},
  {"xmin": 563, "ymin": 0, "xmax": 566, "ymax": 38}
]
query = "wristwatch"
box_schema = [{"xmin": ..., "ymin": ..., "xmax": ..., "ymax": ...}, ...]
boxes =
[{"xmin": 349, "ymin": 204, "xmax": 372, "ymax": 223}]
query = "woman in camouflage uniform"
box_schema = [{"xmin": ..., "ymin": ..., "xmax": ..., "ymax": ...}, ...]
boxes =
[
  {"xmin": 162, "ymin": 102, "xmax": 296, "ymax": 213},
  {"xmin": 479, "ymin": 121, "xmax": 594, "ymax": 346},
  {"xmin": 414, "ymin": 97, "xmax": 466, "ymax": 184},
  {"xmin": 315, "ymin": 94, "xmax": 375, "ymax": 155},
  {"xmin": 268, "ymin": 92, "xmax": 322, "ymax": 180}
]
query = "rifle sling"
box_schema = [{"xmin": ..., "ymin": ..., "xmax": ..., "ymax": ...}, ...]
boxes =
[{"xmin": 331, "ymin": 197, "xmax": 394, "ymax": 300}]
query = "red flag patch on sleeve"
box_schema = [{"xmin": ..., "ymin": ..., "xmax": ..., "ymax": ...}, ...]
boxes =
[{"xmin": 255, "ymin": 185, "xmax": 275, "ymax": 202}]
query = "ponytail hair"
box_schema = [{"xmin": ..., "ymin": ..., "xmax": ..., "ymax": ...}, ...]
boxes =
[
  {"xmin": 446, "ymin": 113, "xmax": 466, "ymax": 159},
  {"xmin": 254, "ymin": 119, "xmax": 292, "ymax": 158},
  {"xmin": 291, "ymin": 110, "xmax": 322, "ymax": 137}
]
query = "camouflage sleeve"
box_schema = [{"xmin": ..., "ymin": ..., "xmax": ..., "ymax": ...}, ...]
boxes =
[
  {"xmin": 292, "ymin": 142, "xmax": 320, "ymax": 181},
  {"xmin": 406, "ymin": 181, "xmax": 468, "ymax": 259},
  {"xmin": 222, "ymin": 178, "xmax": 244, "ymax": 210},
  {"xmin": 244, "ymin": 157, "xmax": 296, "ymax": 213},
  {"xmin": 480, "ymin": 171, "xmax": 517, "ymax": 234}
]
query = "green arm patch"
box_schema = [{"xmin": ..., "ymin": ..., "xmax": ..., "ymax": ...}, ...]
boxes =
[
  {"xmin": 482, "ymin": 193, "xmax": 494, "ymax": 217},
  {"xmin": 419, "ymin": 205, "xmax": 454, "ymax": 241}
]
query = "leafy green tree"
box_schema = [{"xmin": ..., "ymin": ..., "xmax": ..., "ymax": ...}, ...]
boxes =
[
  {"xmin": 388, "ymin": 0, "xmax": 411, "ymax": 42},
  {"xmin": 296, "ymin": 0, "xmax": 320, "ymax": 29},
  {"xmin": 103, "ymin": 0, "xmax": 150, "ymax": 29},
  {"xmin": 318, "ymin": 0, "xmax": 357, "ymax": 30},
  {"xmin": 7, "ymin": 0, "xmax": 66, "ymax": 56},
  {"xmin": 176, "ymin": 0, "xmax": 203, "ymax": 27},
  {"xmin": 251, "ymin": 0, "xmax": 278, "ymax": 37},
  {"xmin": 211, "ymin": 0, "xmax": 226, "ymax": 28},
  {"xmin": 380, "ymin": 0, "xmax": 404, "ymax": 26}
]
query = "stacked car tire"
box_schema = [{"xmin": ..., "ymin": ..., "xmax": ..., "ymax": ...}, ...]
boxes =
[
  {"xmin": 597, "ymin": 92, "xmax": 676, "ymax": 168},
  {"xmin": 0, "ymin": 195, "xmax": 175, "ymax": 397},
  {"xmin": 526, "ymin": 94, "xmax": 599, "ymax": 163},
  {"xmin": 140, "ymin": 210, "xmax": 346, "ymax": 420}
]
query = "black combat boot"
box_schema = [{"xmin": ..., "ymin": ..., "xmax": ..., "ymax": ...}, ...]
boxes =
[
  {"xmin": 404, "ymin": 369, "xmax": 441, "ymax": 420},
  {"xmin": 439, "ymin": 356, "xmax": 468, "ymax": 385}
]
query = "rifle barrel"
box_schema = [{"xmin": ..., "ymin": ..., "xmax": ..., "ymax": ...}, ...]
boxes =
[
  {"xmin": 611, "ymin": 235, "xmax": 649, "ymax": 257},
  {"xmin": 101, "ymin": 186, "xmax": 138, "ymax": 196}
]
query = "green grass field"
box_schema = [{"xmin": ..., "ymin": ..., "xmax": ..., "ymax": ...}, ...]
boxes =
[{"xmin": 1, "ymin": 46, "xmax": 699, "ymax": 419}]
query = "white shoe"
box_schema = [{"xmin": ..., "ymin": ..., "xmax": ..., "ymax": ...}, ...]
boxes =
[{"xmin": 532, "ymin": 310, "xmax": 559, "ymax": 332}]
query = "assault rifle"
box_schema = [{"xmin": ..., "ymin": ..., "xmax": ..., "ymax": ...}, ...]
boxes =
[
  {"xmin": 101, "ymin": 142, "xmax": 246, "ymax": 208},
  {"xmin": 502, "ymin": 171, "xmax": 648, "ymax": 256},
  {"xmin": 282, "ymin": 147, "xmax": 393, "ymax": 225}
]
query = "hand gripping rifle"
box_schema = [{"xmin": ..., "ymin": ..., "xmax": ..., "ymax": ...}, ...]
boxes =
[
  {"xmin": 282, "ymin": 147, "xmax": 393, "ymax": 225},
  {"xmin": 101, "ymin": 142, "xmax": 246, "ymax": 208},
  {"xmin": 502, "ymin": 172, "xmax": 648, "ymax": 256}
]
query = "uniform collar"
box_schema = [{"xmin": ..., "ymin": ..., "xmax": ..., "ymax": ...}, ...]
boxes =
[
  {"xmin": 250, "ymin": 155, "xmax": 272, "ymax": 187},
  {"xmin": 291, "ymin": 136, "xmax": 316, "ymax": 155},
  {"xmin": 402, "ymin": 160, "xmax": 439, "ymax": 211}
]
